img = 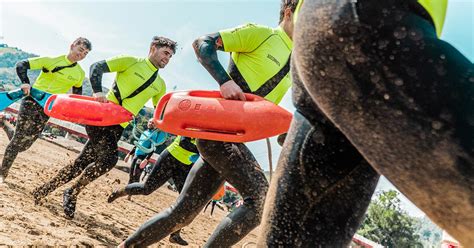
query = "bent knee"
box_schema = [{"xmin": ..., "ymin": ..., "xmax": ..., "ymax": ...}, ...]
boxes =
[
  {"xmin": 196, "ymin": 139, "xmax": 222, "ymax": 157},
  {"xmin": 8, "ymin": 135, "xmax": 35, "ymax": 151}
]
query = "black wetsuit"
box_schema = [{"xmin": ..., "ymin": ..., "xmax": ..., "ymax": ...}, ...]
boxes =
[
  {"xmin": 33, "ymin": 124, "xmax": 124, "ymax": 203},
  {"xmin": 123, "ymin": 137, "xmax": 197, "ymax": 197},
  {"xmin": 259, "ymin": 0, "xmax": 474, "ymax": 246}
]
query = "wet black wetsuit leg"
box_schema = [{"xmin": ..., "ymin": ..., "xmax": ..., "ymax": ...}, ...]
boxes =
[
  {"xmin": 69, "ymin": 125, "xmax": 124, "ymax": 193},
  {"xmin": 204, "ymin": 200, "xmax": 212, "ymax": 213},
  {"xmin": 259, "ymin": 66, "xmax": 379, "ymax": 246},
  {"xmin": 210, "ymin": 201, "xmax": 217, "ymax": 216},
  {"xmin": 288, "ymin": 0, "xmax": 473, "ymax": 244},
  {"xmin": 123, "ymin": 141, "xmax": 268, "ymax": 247},
  {"xmin": 124, "ymin": 150, "xmax": 187, "ymax": 196},
  {"xmin": 122, "ymin": 149, "xmax": 192, "ymax": 239},
  {"xmin": 128, "ymin": 154, "xmax": 147, "ymax": 184},
  {"xmin": 170, "ymin": 161, "xmax": 191, "ymax": 193},
  {"xmin": 123, "ymin": 158, "xmax": 224, "ymax": 247},
  {"xmin": 197, "ymin": 140, "xmax": 269, "ymax": 247},
  {"xmin": 34, "ymin": 125, "xmax": 123, "ymax": 198},
  {"xmin": 0, "ymin": 97, "xmax": 49, "ymax": 177}
]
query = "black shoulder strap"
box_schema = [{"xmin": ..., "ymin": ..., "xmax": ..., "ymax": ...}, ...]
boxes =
[
  {"xmin": 253, "ymin": 53, "xmax": 291, "ymax": 97},
  {"xmin": 112, "ymin": 70, "xmax": 158, "ymax": 105},
  {"xmin": 42, "ymin": 62, "xmax": 78, "ymax": 73},
  {"xmin": 228, "ymin": 53, "xmax": 291, "ymax": 97}
]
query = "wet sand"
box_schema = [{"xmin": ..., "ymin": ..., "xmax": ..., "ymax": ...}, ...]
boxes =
[{"xmin": 0, "ymin": 132, "xmax": 258, "ymax": 246}]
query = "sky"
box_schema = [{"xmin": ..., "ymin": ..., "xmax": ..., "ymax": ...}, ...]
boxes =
[{"xmin": 0, "ymin": 0, "xmax": 473, "ymax": 218}]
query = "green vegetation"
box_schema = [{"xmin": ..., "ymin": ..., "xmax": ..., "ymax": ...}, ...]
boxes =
[{"xmin": 357, "ymin": 190, "xmax": 443, "ymax": 247}]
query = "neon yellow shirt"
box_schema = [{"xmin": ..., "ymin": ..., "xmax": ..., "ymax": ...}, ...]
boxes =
[
  {"xmin": 219, "ymin": 23, "xmax": 293, "ymax": 104},
  {"xmin": 105, "ymin": 55, "xmax": 167, "ymax": 126},
  {"xmin": 167, "ymin": 136, "xmax": 197, "ymax": 165},
  {"xmin": 28, "ymin": 55, "xmax": 84, "ymax": 94}
]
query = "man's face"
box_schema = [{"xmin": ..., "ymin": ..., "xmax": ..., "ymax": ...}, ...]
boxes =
[
  {"xmin": 149, "ymin": 46, "xmax": 174, "ymax": 69},
  {"xmin": 68, "ymin": 43, "xmax": 90, "ymax": 62},
  {"xmin": 147, "ymin": 120, "xmax": 155, "ymax": 129}
]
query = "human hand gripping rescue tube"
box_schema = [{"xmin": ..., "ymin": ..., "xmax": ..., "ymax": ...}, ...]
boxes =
[{"xmin": 153, "ymin": 90, "xmax": 292, "ymax": 143}]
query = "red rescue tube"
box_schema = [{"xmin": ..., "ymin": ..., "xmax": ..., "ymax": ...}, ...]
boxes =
[
  {"xmin": 153, "ymin": 90, "xmax": 292, "ymax": 142},
  {"xmin": 44, "ymin": 94, "xmax": 133, "ymax": 126}
]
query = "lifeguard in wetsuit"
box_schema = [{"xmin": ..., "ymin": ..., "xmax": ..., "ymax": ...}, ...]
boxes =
[
  {"xmin": 32, "ymin": 36, "xmax": 176, "ymax": 220},
  {"xmin": 108, "ymin": 135, "xmax": 198, "ymax": 245},
  {"xmin": 0, "ymin": 37, "xmax": 91, "ymax": 184},
  {"xmin": 119, "ymin": 1, "xmax": 297, "ymax": 246},
  {"xmin": 259, "ymin": 0, "xmax": 474, "ymax": 246}
]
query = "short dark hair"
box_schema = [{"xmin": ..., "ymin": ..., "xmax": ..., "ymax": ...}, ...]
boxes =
[
  {"xmin": 151, "ymin": 36, "xmax": 177, "ymax": 54},
  {"xmin": 73, "ymin": 37, "xmax": 92, "ymax": 51},
  {"xmin": 279, "ymin": 0, "xmax": 299, "ymax": 23}
]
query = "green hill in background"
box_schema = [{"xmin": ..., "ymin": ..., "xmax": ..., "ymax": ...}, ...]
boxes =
[{"xmin": 0, "ymin": 44, "xmax": 39, "ymax": 90}]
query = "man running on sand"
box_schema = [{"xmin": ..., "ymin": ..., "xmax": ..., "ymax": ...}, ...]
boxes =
[
  {"xmin": 33, "ymin": 36, "xmax": 177, "ymax": 219},
  {"xmin": 0, "ymin": 37, "xmax": 91, "ymax": 184},
  {"xmin": 118, "ymin": 1, "xmax": 297, "ymax": 246}
]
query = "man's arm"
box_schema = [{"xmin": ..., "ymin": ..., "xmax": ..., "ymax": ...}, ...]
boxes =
[
  {"xmin": 193, "ymin": 33, "xmax": 245, "ymax": 100},
  {"xmin": 192, "ymin": 33, "xmax": 230, "ymax": 86},
  {"xmin": 124, "ymin": 146, "xmax": 136, "ymax": 163},
  {"xmin": 89, "ymin": 60, "xmax": 110, "ymax": 93},
  {"xmin": 16, "ymin": 60, "xmax": 32, "ymax": 95},
  {"xmin": 16, "ymin": 60, "xmax": 31, "ymax": 85},
  {"xmin": 89, "ymin": 60, "xmax": 110, "ymax": 102}
]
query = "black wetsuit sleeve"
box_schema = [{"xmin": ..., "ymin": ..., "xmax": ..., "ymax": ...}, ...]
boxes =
[
  {"xmin": 89, "ymin": 60, "xmax": 110, "ymax": 93},
  {"xmin": 72, "ymin": 86, "xmax": 82, "ymax": 95},
  {"xmin": 16, "ymin": 60, "xmax": 31, "ymax": 85},
  {"xmin": 193, "ymin": 33, "xmax": 232, "ymax": 86}
]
